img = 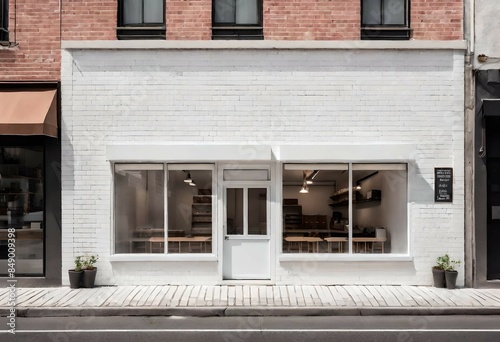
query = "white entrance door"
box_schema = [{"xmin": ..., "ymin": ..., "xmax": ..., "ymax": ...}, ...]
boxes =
[{"xmin": 223, "ymin": 186, "xmax": 270, "ymax": 280}]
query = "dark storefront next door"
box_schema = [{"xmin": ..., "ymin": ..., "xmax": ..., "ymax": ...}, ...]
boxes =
[
  {"xmin": 0, "ymin": 84, "xmax": 61, "ymax": 286},
  {"xmin": 486, "ymin": 113, "xmax": 500, "ymax": 280}
]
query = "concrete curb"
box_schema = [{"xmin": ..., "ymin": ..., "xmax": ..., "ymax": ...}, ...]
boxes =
[{"xmin": 2, "ymin": 306, "xmax": 500, "ymax": 317}]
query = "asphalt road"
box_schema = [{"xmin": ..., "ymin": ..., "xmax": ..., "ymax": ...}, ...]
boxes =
[{"xmin": 2, "ymin": 315, "xmax": 500, "ymax": 342}]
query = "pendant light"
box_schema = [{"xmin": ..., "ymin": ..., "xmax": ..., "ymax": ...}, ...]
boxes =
[
  {"xmin": 299, "ymin": 180, "xmax": 309, "ymax": 194},
  {"xmin": 184, "ymin": 171, "xmax": 193, "ymax": 183}
]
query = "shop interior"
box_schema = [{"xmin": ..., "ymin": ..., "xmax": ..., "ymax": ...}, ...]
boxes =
[{"xmin": 282, "ymin": 164, "xmax": 407, "ymax": 254}]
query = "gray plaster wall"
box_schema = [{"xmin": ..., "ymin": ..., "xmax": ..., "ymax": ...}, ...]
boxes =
[{"xmin": 474, "ymin": 0, "xmax": 500, "ymax": 69}]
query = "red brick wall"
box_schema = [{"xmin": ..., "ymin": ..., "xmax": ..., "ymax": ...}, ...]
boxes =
[
  {"xmin": 61, "ymin": 1, "xmax": 211, "ymax": 40},
  {"xmin": 58, "ymin": 0, "xmax": 463, "ymax": 41},
  {"xmin": 0, "ymin": 0, "xmax": 464, "ymax": 84},
  {"xmin": 62, "ymin": 0, "xmax": 116, "ymax": 40},
  {"xmin": 0, "ymin": 0, "xmax": 60, "ymax": 81},
  {"xmin": 411, "ymin": 0, "xmax": 463, "ymax": 40},
  {"xmin": 167, "ymin": 0, "xmax": 211, "ymax": 40},
  {"xmin": 264, "ymin": 0, "xmax": 360, "ymax": 40},
  {"xmin": 265, "ymin": 0, "xmax": 462, "ymax": 40}
]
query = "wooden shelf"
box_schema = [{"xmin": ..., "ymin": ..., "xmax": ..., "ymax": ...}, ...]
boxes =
[
  {"xmin": 192, "ymin": 194, "xmax": 212, "ymax": 236},
  {"xmin": 329, "ymin": 198, "xmax": 381, "ymax": 208},
  {"xmin": 283, "ymin": 204, "xmax": 302, "ymax": 229}
]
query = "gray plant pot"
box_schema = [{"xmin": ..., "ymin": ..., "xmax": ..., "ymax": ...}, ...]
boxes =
[
  {"xmin": 82, "ymin": 268, "xmax": 97, "ymax": 288},
  {"xmin": 68, "ymin": 270, "xmax": 83, "ymax": 289},
  {"xmin": 445, "ymin": 270, "xmax": 458, "ymax": 289},
  {"xmin": 432, "ymin": 268, "xmax": 446, "ymax": 288}
]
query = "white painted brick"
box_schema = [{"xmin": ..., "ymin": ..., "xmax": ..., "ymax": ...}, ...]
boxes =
[{"xmin": 61, "ymin": 48, "xmax": 465, "ymax": 286}]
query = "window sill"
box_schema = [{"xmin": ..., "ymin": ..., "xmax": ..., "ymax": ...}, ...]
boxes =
[
  {"xmin": 361, "ymin": 27, "xmax": 413, "ymax": 41},
  {"xmin": 110, "ymin": 254, "xmax": 217, "ymax": 262},
  {"xmin": 279, "ymin": 254, "xmax": 413, "ymax": 262},
  {"xmin": 116, "ymin": 26, "xmax": 166, "ymax": 40},
  {"xmin": 212, "ymin": 26, "xmax": 263, "ymax": 41},
  {"xmin": 0, "ymin": 41, "xmax": 19, "ymax": 50}
]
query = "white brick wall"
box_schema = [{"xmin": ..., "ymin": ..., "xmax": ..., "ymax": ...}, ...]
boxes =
[{"xmin": 61, "ymin": 48, "xmax": 465, "ymax": 286}]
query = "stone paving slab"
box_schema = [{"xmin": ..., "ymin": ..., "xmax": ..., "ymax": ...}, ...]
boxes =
[{"xmin": 1, "ymin": 285, "xmax": 500, "ymax": 317}]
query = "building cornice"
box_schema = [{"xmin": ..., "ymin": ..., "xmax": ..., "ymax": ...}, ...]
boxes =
[{"xmin": 62, "ymin": 40, "xmax": 467, "ymax": 51}]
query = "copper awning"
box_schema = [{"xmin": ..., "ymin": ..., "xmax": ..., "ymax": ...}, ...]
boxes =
[{"xmin": 0, "ymin": 89, "xmax": 58, "ymax": 137}]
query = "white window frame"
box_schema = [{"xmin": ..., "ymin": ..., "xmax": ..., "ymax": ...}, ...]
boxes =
[
  {"xmin": 110, "ymin": 162, "xmax": 217, "ymax": 262},
  {"xmin": 279, "ymin": 162, "xmax": 412, "ymax": 262}
]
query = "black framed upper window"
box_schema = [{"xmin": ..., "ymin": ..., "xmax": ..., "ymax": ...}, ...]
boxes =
[
  {"xmin": 361, "ymin": 0, "xmax": 411, "ymax": 40},
  {"xmin": 212, "ymin": 0, "xmax": 263, "ymax": 40},
  {"xmin": 0, "ymin": 0, "xmax": 8, "ymax": 43},
  {"xmin": 117, "ymin": 0, "xmax": 166, "ymax": 40}
]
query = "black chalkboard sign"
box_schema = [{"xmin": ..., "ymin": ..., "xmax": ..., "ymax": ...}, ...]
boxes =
[{"xmin": 435, "ymin": 168, "xmax": 453, "ymax": 202}]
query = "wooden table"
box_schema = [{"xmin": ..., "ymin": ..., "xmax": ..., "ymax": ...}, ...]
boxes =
[
  {"xmin": 352, "ymin": 237, "xmax": 386, "ymax": 253},
  {"xmin": 167, "ymin": 236, "xmax": 211, "ymax": 253},
  {"xmin": 130, "ymin": 236, "xmax": 212, "ymax": 253},
  {"xmin": 284, "ymin": 236, "xmax": 323, "ymax": 253},
  {"xmin": 324, "ymin": 237, "xmax": 348, "ymax": 253}
]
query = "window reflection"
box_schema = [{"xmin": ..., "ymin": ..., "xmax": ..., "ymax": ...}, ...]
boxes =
[{"xmin": 0, "ymin": 147, "xmax": 44, "ymax": 275}]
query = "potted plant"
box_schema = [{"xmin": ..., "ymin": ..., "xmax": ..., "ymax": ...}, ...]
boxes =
[
  {"xmin": 432, "ymin": 255, "xmax": 447, "ymax": 288},
  {"xmin": 68, "ymin": 256, "xmax": 83, "ymax": 289},
  {"xmin": 444, "ymin": 256, "xmax": 460, "ymax": 290},
  {"xmin": 81, "ymin": 255, "xmax": 99, "ymax": 288}
]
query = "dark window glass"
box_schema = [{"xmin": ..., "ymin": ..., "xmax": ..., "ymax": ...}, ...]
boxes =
[
  {"xmin": 0, "ymin": 147, "xmax": 44, "ymax": 275},
  {"xmin": 0, "ymin": 0, "xmax": 9, "ymax": 43},
  {"xmin": 212, "ymin": 0, "xmax": 263, "ymax": 40},
  {"xmin": 361, "ymin": 0, "xmax": 410, "ymax": 40},
  {"xmin": 117, "ymin": 0, "xmax": 166, "ymax": 40}
]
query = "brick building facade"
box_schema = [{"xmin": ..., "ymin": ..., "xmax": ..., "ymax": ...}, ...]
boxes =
[
  {"xmin": 1, "ymin": 0, "xmax": 466, "ymax": 287},
  {"xmin": 0, "ymin": 0, "xmax": 62, "ymax": 286}
]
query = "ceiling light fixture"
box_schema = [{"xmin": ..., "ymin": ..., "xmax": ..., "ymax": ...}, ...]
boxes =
[
  {"xmin": 354, "ymin": 171, "xmax": 379, "ymax": 190},
  {"xmin": 300, "ymin": 171, "xmax": 309, "ymax": 193},
  {"xmin": 299, "ymin": 181, "xmax": 309, "ymax": 193},
  {"xmin": 306, "ymin": 170, "xmax": 319, "ymax": 184},
  {"xmin": 183, "ymin": 171, "xmax": 193, "ymax": 183}
]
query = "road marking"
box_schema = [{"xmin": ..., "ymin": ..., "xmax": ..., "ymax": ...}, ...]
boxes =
[{"xmin": 2, "ymin": 329, "xmax": 500, "ymax": 334}]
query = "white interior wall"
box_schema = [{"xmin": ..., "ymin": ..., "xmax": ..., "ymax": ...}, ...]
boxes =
[
  {"xmin": 353, "ymin": 171, "xmax": 407, "ymax": 253},
  {"xmin": 283, "ymin": 186, "xmax": 335, "ymax": 225}
]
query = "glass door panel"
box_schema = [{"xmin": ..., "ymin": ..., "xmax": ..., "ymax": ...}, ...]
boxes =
[
  {"xmin": 226, "ymin": 188, "xmax": 244, "ymax": 235},
  {"xmin": 248, "ymin": 188, "xmax": 267, "ymax": 235}
]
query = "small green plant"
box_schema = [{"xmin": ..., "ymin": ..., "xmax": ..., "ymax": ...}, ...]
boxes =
[
  {"xmin": 433, "ymin": 255, "xmax": 447, "ymax": 270},
  {"xmin": 82, "ymin": 255, "xmax": 99, "ymax": 270},
  {"xmin": 74, "ymin": 256, "xmax": 83, "ymax": 272},
  {"xmin": 434, "ymin": 254, "xmax": 460, "ymax": 271},
  {"xmin": 445, "ymin": 256, "xmax": 460, "ymax": 272}
]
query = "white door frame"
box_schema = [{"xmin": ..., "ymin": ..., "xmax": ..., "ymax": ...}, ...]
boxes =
[{"xmin": 217, "ymin": 163, "xmax": 275, "ymax": 283}]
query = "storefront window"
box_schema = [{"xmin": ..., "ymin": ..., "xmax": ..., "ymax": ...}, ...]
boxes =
[
  {"xmin": 114, "ymin": 164, "xmax": 213, "ymax": 254},
  {"xmin": 167, "ymin": 167, "xmax": 213, "ymax": 253},
  {"xmin": 351, "ymin": 164, "xmax": 407, "ymax": 254},
  {"xmin": 0, "ymin": 147, "xmax": 44, "ymax": 275},
  {"xmin": 282, "ymin": 163, "xmax": 408, "ymax": 255},
  {"xmin": 114, "ymin": 164, "xmax": 164, "ymax": 254}
]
